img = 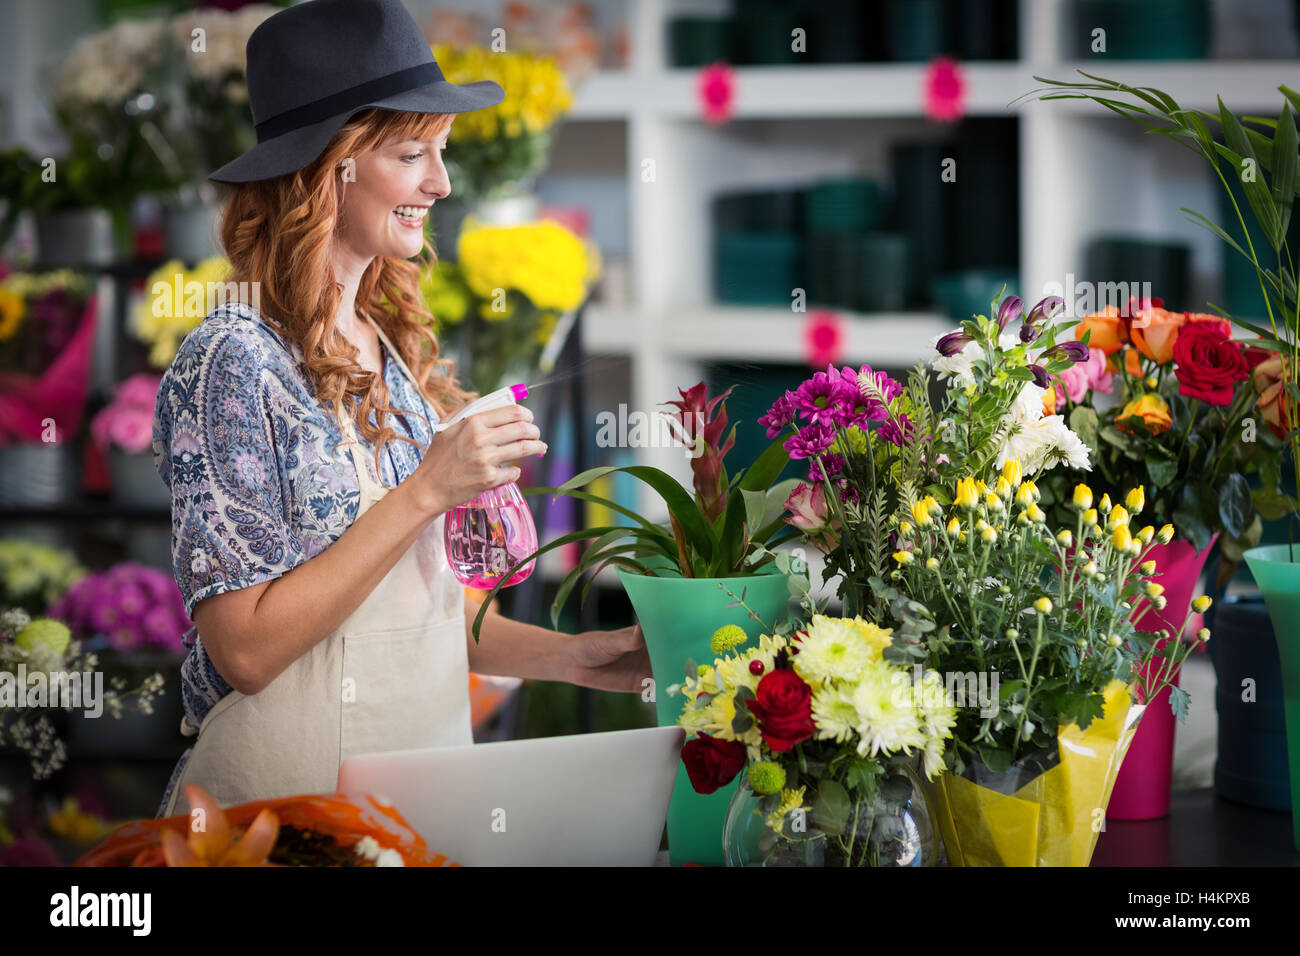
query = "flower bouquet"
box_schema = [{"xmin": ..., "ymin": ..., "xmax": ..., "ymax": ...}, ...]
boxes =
[
  {"xmin": 48, "ymin": 562, "xmax": 191, "ymax": 656},
  {"xmin": 0, "ymin": 608, "xmax": 166, "ymax": 780},
  {"xmin": 77, "ymin": 784, "xmax": 457, "ymax": 867},
  {"xmin": 0, "ymin": 538, "xmax": 85, "ymax": 618},
  {"xmin": 0, "ymin": 269, "xmax": 97, "ymax": 466},
  {"xmin": 131, "ymin": 257, "xmax": 232, "ymax": 369},
  {"xmin": 764, "ymin": 297, "xmax": 1211, "ymax": 864},
  {"xmin": 422, "ymin": 219, "xmax": 600, "ymax": 394},
  {"xmin": 162, "ymin": 6, "xmax": 280, "ymax": 186},
  {"xmin": 431, "ymin": 44, "xmax": 574, "ymax": 203},
  {"xmin": 91, "ymin": 373, "xmax": 169, "ymax": 507},
  {"xmin": 1020, "ymin": 74, "xmax": 1300, "ymax": 839},
  {"xmin": 1041, "ymin": 298, "xmax": 1280, "ymax": 571},
  {"xmin": 760, "ymin": 293, "xmax": 1092, "ymax": 617},
  {"xmin": 674, "ymin": 615, "xmax": 955, "ymax": 866}
]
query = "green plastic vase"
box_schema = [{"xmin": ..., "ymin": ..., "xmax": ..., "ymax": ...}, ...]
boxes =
[
  {"xmin": 1241, "ymin": 544, "xmax": 1300, "ymax": 852},
  {"xmin": 617, "ymin": 565, "xmax": 793, "ymax": 867}
]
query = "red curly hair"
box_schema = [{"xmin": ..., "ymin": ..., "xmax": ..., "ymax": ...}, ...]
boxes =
[{"xmin": 213, "ymin": 107, "xmax": 477, "ymax": 481}]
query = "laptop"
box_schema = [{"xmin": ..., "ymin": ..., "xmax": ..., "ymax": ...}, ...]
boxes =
[{"xmin": 336, "ymin": 725, "xmax": 685, "ymax": 866}]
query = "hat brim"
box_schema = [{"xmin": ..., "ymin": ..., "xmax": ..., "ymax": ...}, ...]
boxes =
[{"xmin": 209, "ymin": 79, "xmax": 505, "ymax": 184}]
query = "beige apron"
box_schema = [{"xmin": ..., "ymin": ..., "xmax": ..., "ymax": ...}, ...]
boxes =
[{"xmin": 163, "ymin": 318, "xmax": 473, "ymax": 816}]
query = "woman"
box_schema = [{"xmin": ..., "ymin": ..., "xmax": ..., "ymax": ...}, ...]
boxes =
[{"xmin": 152, "ymin": 0, "xmax": 648, "ymax": 817}]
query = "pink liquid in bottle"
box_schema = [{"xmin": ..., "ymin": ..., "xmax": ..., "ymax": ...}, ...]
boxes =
[{"xmin": 444, "ymin": 481, "xmax": 537, "ymax": 588}]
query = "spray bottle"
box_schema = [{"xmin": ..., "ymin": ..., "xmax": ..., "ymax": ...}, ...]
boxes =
[{"xmin": 437, "ymin": 383, "xmax": 539, "ymax": 588}]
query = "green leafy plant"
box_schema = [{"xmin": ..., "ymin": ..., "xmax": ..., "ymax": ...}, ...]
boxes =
[{"xmin": 469, "ymin": 382, "xmax": 800, "ymax": 641}]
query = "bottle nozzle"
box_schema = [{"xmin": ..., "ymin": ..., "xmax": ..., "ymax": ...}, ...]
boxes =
[{"xmin": 510, "ymin": 383, "xmax": 529, "ymax": 403}]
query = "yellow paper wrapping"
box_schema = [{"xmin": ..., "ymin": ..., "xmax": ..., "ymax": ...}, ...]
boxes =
[{"xmin": 926, "ymin": 680, "xmax": 1146, "ymax": 866}]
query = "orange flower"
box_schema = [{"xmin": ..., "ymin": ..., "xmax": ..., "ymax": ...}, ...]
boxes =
[
  {"xmin": 1252, "ymin": 353, "xmax": 1296, "ymax": 440},
  {"xmin": 1076, "ymin": 306, "xmax": 1125, "ymax": 355},
  {"xmin": 1130, "ymin": 308, "xmax": 1231, "ymax": 365},
  {"xmin": 1118, "ymin": 394, "xmax": 1173, "ymax": 436},
  {"xmin": 160, "ymin": 785, "xmax": 280, "ymax": 866},
  {"xmin": 1042, "ymin": 383, "xmax": 1060, "ymax": 415}
]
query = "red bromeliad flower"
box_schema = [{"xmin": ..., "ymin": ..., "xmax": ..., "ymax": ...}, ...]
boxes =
[{"xmin": 663, "ymin": 381, "xmax": 737, "ymax": 521}]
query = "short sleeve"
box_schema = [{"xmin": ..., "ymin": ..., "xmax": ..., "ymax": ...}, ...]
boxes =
[{"xmin": 153, "ymin": 319, "xmax": 308, "ymax": 619}]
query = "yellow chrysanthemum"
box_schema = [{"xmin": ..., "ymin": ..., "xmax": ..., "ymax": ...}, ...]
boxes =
[
  {"xmin": 765, "ymin": 786, "xmax": 810, "ymax": 834},
  {"xmin": 793, "ymin": 615, "xmax": 890, "ymax": 682},
  {"xmin": 852, "ymin": 660, "xmax": 926, "ymax": 758},
  {"xmin": 133, "ymin": 256, "xmax": 233, "ymax": 368},
  {"xmin": 433, "ymin": 45, "xmax": 573, "ymax": 142},
  {"xmin": 457, "ymin": 220, "xmax": 595, "ymax": 312}
]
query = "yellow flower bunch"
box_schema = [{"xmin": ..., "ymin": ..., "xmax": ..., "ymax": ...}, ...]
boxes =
[
  {"xmin": 433, "ymin": 45, "xmax": 573, "ymax": 142},
  {"xmin": 456, "ymin": 220, "xmax": 598, "ymax": 313},
  {"xmin": 419, "ymin": 260, "xmax": 472, "ymax": 327},
  {"xmin": 133, "ymin": 256, "xmax": 232, "ymax": 368}
]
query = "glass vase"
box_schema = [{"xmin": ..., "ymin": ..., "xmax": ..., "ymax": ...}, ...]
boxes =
[{"xmin": 722, "ymin": 763, "xmax": 938, "ymax": 867}]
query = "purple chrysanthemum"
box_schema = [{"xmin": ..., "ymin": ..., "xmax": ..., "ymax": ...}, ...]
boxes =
[
  {"xmin": 758, "ymin": 390, "xmax": 797, "ymax": 438},
  {"xmin": 784, "ymin": 421, "xmax": 837, "ymax": 460},
  {"xmin": 878, "ymin": 413, "xmax": 920, "ymax": 447},
  {"xmin": 809, "ymin": 452, "xmax": 845, "ymax": 483},
  {"xmin": 792, "ymin": 366, "xmax": 856, "ymax": 427}
]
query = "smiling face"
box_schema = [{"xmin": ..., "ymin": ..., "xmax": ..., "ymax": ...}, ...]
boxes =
[{"xmin": 335, "ymin": 118, "xmax": 453, "ymax": 262}]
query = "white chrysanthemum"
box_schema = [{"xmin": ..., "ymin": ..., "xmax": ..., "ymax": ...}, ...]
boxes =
[
  {"xmin": 811, "ymin": 682, "xmax": 859, "ymax": 743},
  {"xmin": 1040, "ymin": 417, "xmax": 1092, "ymax": 471},
  {"xmin": 1009, "ymin": 381, "xmax": 1047, "ymax": 425},
  {"xmin": 922, "ymin": 737, "xmax": 947, "ymax": 780},
  {"xmin": 794, "ymin": 618, "xmax": 878, "ymax": 683},
  {"xmin": 852, "ymin": 661, "xmax": 927, "ymax": 758}
]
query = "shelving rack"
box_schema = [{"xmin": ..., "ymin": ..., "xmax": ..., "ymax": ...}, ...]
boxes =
[{"xmin": 549, "ymin": 0, "xmax": 1299, "ymax": 526}]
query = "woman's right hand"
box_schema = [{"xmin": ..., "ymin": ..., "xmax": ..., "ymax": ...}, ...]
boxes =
[{"xmin": 408, "ymin": 403, "xmax": 547, "ymax": 517}]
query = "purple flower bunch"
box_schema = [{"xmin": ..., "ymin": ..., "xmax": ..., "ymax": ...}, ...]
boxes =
[
  {"xmin": 759, "ymin": 363, "xmax": 912, "ymax": 468},
  {"xmin": 47, "ymin": 562, "xmax": 191, "ymax": 654}
]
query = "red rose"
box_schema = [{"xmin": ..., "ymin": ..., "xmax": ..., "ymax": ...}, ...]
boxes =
[
  {"xmin": 1172, "ymin": 322, "xmax": 1249, "ymax": 406},
  {"xmin": 745, "ymin": 669, "xmax": 816, "ymax": 753},
  {"xmin": 680, "ymin": 733, "xmax": 747, "ymax": 795}
]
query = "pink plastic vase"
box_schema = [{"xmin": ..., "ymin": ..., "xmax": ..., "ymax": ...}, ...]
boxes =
[{"xmin": 1108, "ymin": 536, "xmax": 1216, "ymax": 821}]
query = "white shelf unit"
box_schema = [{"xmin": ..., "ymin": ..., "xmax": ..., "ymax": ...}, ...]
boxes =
[{"xmin": 540, "ymin": 0, "xmax": 1300, "ymax": 541}]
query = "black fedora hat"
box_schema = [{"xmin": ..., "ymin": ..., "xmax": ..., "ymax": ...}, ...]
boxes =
[{"xmin": 209, "ymin": 0, "xmax": 504, "ymax": 184}]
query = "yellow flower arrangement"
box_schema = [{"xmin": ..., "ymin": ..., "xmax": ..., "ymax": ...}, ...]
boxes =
[
  {"xmin": 132, "ymin": 256, "xmax": 232, "ymax": 368},
  {"xmin": 432, "ymin": 45, "xmax": 573, "ymax": 142},
  {"xmin": 456, "ymin": 219, "xmax": 599, "ymax": 313}
]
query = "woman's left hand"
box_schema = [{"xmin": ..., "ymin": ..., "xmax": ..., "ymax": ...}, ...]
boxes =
[{"xmin": 567, "ymin": 623, "xmax": 651, "ymax": 694}]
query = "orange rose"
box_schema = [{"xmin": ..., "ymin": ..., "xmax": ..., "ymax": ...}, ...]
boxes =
[
  {"xmin": 1251, "ymin": 353, "xmax": 1296, "ymax": 439},
  {"xmin": 1076, "ymin": 306, "xmax": 1126, "ymax": 355},
  {"xmin": 1129, "ymin": 308, "xmax": 1231, "ymax": 365},
  {"xmin": 1118, "ymin": 394, "xmax": 1173, "ymax": 436}
]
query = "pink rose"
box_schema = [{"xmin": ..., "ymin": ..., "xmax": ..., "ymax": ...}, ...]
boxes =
[
  {"xmin": 783, "ymin": 482, "xmax": 831, "ymax": 533},
  {"xmin": 1058, "ymin": 346, "xmax": 1114, "ymax": 403}
]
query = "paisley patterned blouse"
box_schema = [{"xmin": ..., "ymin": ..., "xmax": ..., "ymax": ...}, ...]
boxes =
[{"xmin": 151, "ymin": 300, "xmax": 439, "ymax": 816}]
